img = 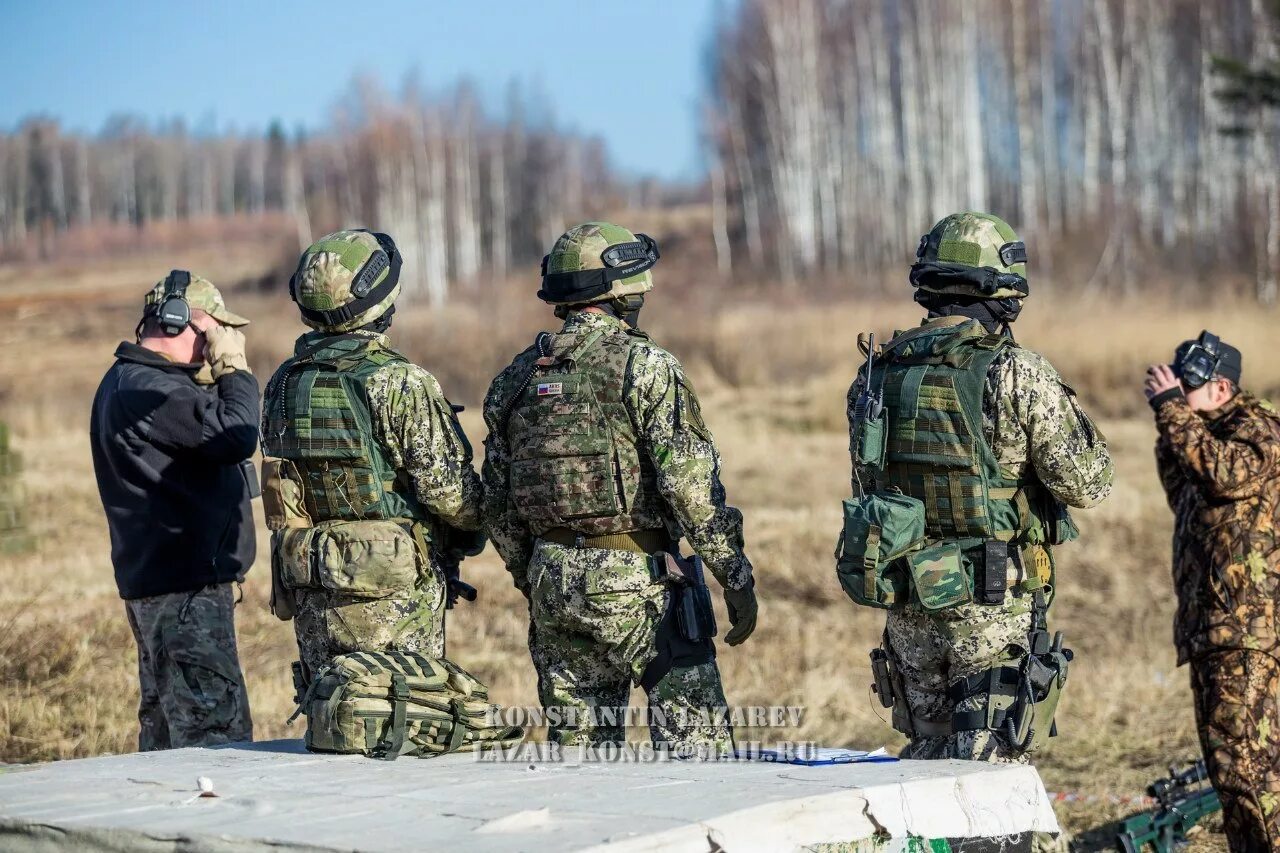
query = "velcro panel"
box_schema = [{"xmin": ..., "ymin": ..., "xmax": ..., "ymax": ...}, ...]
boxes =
[{"xmin": 937, "ymin": 239, "xmax": 981, "ymax": 266}]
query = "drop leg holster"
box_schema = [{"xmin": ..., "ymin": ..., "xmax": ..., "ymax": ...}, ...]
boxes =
[{"xmin": 949, "ymin": 592, "xmax": 1072, "ymax": 755}]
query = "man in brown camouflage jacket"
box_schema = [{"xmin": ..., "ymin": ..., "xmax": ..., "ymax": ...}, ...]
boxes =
[{"xmin": 1148, "ymin": 332, "xmax": 1280, "ymax": 853}]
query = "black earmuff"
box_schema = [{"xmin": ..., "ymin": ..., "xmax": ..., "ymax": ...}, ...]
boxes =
[{"xmin": 155, "ymin": 270, "xmax": 192, "ymax": 336}]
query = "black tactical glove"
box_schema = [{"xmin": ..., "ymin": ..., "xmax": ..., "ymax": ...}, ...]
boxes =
[
  {"xmin": 723, "ymin": 581, "xmax": 758, "ymax": 646},
  {"xmin": 441, "ymin": 528, "xmax": 486, "ymax": 608}
]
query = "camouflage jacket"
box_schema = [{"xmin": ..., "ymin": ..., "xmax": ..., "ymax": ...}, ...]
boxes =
[
  {"xmin": 847, "ymin": 316, "xmax": 1115, "ymax": 508},
  {"xmin": 265, "ymin": 330, "xmax": 483, "ymax": 535},
  {"xmin": 1155, "ymin": 391, "xmax": 1280, "ymax": 664},
  {"xmin": 482, "ymin": 310, "xmax": 753, "ymax": 595}
]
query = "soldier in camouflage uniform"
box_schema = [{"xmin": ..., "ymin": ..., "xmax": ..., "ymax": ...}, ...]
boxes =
[
  {"xmin": 847, "ymin": 213, "xmax": 1113, "ymax": 763},
  {"xmin": 262, "ymin": 230, "xmax": 484, "ymax": 681},
  {"xmin": 482, "ymin": 222, "xmax": 757, "ymax": 752},
  {"xmin": 1147, "ymin": 335, "xmax": 1280, "ymax": 852}
]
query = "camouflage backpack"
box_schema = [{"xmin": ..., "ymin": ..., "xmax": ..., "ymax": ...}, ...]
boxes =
[{"xmin": 295, "ymin": 651, "xmax": 524, "ymax": 760}]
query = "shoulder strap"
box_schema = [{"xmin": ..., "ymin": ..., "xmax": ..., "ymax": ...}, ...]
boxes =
[{"xmin": 497, "ymin": 332, "xmax": 553, "ymax": 432}]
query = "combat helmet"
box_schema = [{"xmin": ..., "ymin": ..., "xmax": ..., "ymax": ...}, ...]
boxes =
[
  {"xmin": 290, "ymin": 229, "xmax": 402, "ymax": 333},
  {"xmin": 538, "ymin": 222, "xmax": 659, "ymax": 310},
  {"xmin": 910, "ymin": 212, "xmax": 1029, "ymax": 301}
]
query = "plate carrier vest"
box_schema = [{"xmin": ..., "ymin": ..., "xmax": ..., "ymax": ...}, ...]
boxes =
[
  {"xmin": 504, "ymin": 322, "xmax": 666, "ymax": 537},
  {"xmin": 263, "ymin": 335, "xmax": 427, "ymax": 525}
]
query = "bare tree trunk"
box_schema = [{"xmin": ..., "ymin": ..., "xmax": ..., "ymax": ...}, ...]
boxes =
[
  {"xmin": 1012, "ymin": 0, "xmax": 1040, "ymax": 239},
  {"xmin": 710, "ymin": 150, "xmax": 733, "ymax": 275},
  {"xmin": 961, "ymin": 1, "xmax": 988, "ymax": 211},
  {"xmin": 487, "ymin": 131, "xmax": 509, "ymax": 278}
]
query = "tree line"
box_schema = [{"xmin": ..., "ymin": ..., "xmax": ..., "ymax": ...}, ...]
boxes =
[
  {"xmin": 705, "ymin": 0, "xmax": 1280, "ymax": 300},
  {"xmin": 0, "ymin": 79, "xmax": 627, "ymax": 304},
  {"xmin": 4, "ymin": 3, "xmax": 1278, "ymax": 302}
]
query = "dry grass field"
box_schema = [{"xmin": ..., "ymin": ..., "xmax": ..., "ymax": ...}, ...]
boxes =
[{"xmin": 3, "ymin": 238, "xmax": 1275, "ymax": 851}]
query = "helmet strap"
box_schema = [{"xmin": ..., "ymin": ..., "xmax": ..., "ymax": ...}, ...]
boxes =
[
  {"xmin": 608, "ymin": 294, "xmax": 645, "ymax": 328},
  {"xmin": 357, "ymin": 304, "xmax": 396, "ymax": 335}
]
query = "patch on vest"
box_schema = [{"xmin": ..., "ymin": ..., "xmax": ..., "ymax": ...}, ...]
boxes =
[{"xmin": 536, "ymin": 382, "xmax": 564, "ymax": 397}]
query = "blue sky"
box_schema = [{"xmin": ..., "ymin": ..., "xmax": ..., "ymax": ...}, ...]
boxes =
[{"xmin": 2, "ymin": 0, "xmax": 721, "ymax": 181}]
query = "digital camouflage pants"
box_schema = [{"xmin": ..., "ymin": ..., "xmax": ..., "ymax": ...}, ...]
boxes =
[
  {"xmin": 125, "ymin": 583, "xmax": 252, "ymax": 751},
  {"xmin": 1191, "ymin": 648, "xmax": 1280, "ymax": 853},
  {"xmin": 292, "ymin": 562, "xmax": 447, "ymax": 682},
  {"xmin": 527, "ymin": 541, "xmax": 732, "ymax": 752},
  {"xmin": 885, "ymin": 596, "xmax": 1033, "ymax": 763}
]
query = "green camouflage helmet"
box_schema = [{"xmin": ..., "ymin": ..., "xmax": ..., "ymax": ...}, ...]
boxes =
[
  {"xmin": 910, "ymin": 212, "xmax": 1029, "ymax": 300},
  {"xmin": 290, "ymin": 229, "xmax": 402, "ymax": 333},
  {"xmin": 538, "ymin": 221, "xmax": 659, "ymax": 306}
]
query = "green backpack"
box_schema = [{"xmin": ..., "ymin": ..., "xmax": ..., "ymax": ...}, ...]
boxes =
[{"xmin": 295, "ymin": 652, "xmax": 524, "ymax": 760}]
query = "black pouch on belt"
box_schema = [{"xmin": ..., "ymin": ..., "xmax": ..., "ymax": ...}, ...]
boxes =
[
  {"xmin": 981, "ymin": 541, "xmax": 1009, "ymax": 605},
  {"xmin": 655, "ymin": 552, "xmax": 717, "ymax": 643}
]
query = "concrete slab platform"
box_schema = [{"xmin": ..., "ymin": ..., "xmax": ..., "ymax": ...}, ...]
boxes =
[{"xmin": 0, "ymin": 740, "xmax": 1059, "ymax": 852}]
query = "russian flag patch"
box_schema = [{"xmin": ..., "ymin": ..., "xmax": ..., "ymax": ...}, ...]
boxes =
[{"xmin": 536, "ymin": 382, "xmax": 564, "ymax": 396}]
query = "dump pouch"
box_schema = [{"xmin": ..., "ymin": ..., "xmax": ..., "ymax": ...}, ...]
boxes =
[
  {"xmin": 908, "ymin": 541, "xmax": 971, "ymax": 610},
  {"xmin": 261, "ymin": 458, "xmax": 312, "ymax": 531},
  {"xmin": 835, "ymin": 491, "xmax": 926, "ymax": 609},
  {"xmin": 274, "ymin": 519, "xmax": 421, "ymax": 598}
]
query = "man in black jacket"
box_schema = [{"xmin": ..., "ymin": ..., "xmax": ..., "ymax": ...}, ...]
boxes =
[{"xmin": 90, "ymin": 271, "xmax": 257, "ymax": 750}]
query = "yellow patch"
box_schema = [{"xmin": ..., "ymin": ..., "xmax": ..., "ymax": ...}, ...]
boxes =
[
  {"xmin": 1261, "ymin": 715, "xmax": 1272, "ymax": 747},
  {"xmin": 1249, "ymin": 551, "xmax": 1268, "ymax": 584}
]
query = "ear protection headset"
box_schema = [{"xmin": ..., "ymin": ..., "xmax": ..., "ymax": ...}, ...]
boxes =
[
  {"xmin": 143, "ymin": 269, "xmax": 193, "ymax": 337},
  {"xmin": 1175, "ymin": 331, "xmax": 1222, "ymax": 390}
]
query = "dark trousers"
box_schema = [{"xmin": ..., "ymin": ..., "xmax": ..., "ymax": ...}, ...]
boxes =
[{"xmin": 126, "ymin": 583, "xmax": 252, "ymax": 751}]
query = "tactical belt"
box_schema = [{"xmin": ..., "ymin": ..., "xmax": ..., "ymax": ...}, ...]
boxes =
[{"xmin": 540, "ymin": 527, "xmax": 670, "ymax": 555}]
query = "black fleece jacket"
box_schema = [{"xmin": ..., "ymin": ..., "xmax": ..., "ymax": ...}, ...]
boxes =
[{"xmin": 90, "ymin": 342, "xmax": 259, "ymax": 599}]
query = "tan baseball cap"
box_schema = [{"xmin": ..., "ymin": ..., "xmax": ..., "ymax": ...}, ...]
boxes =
[{"xmin": 144, "ymin": 272, "xmax": 250, "ymax": 327}]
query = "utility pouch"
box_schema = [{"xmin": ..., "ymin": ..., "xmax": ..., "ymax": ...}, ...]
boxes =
[
  {"xmin": 908, "ymin": 541, "xmax": 971, "ymax": 611},
  {"xmin": 870, "ymin": 648, "xmax": 895, "ymax": 709},
  {"xmin": 262, "ymin": 458, "xmax": 312, "ymax": 531},
  {"xmin": 658, "ymin": 552, "xmax": 717, "ymax": 643},
  {"xmin": 1047, "ymin": 497, "xmax": 1080, "ymax": 546},
  {"xmin": 855, "ymin": 412, "xmax": 887, "ymax": 470},
  {"xmin": 835, "ymin": 491, "xmax": 926, "ymax": 609},
  {"xmin": 240, "ymin": 459, "xmax": 261, "ymax": 499},
  {"xmin": 275, "ymin": 520, "xmax": 421, "ymax": 598},
  {"xmin": 981, "ymin": 541, "xmax": 1009, "ymax": 605},
  {"xmin": 269, "ymin": 536, "xmax": 297, "ymax": 621}
]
